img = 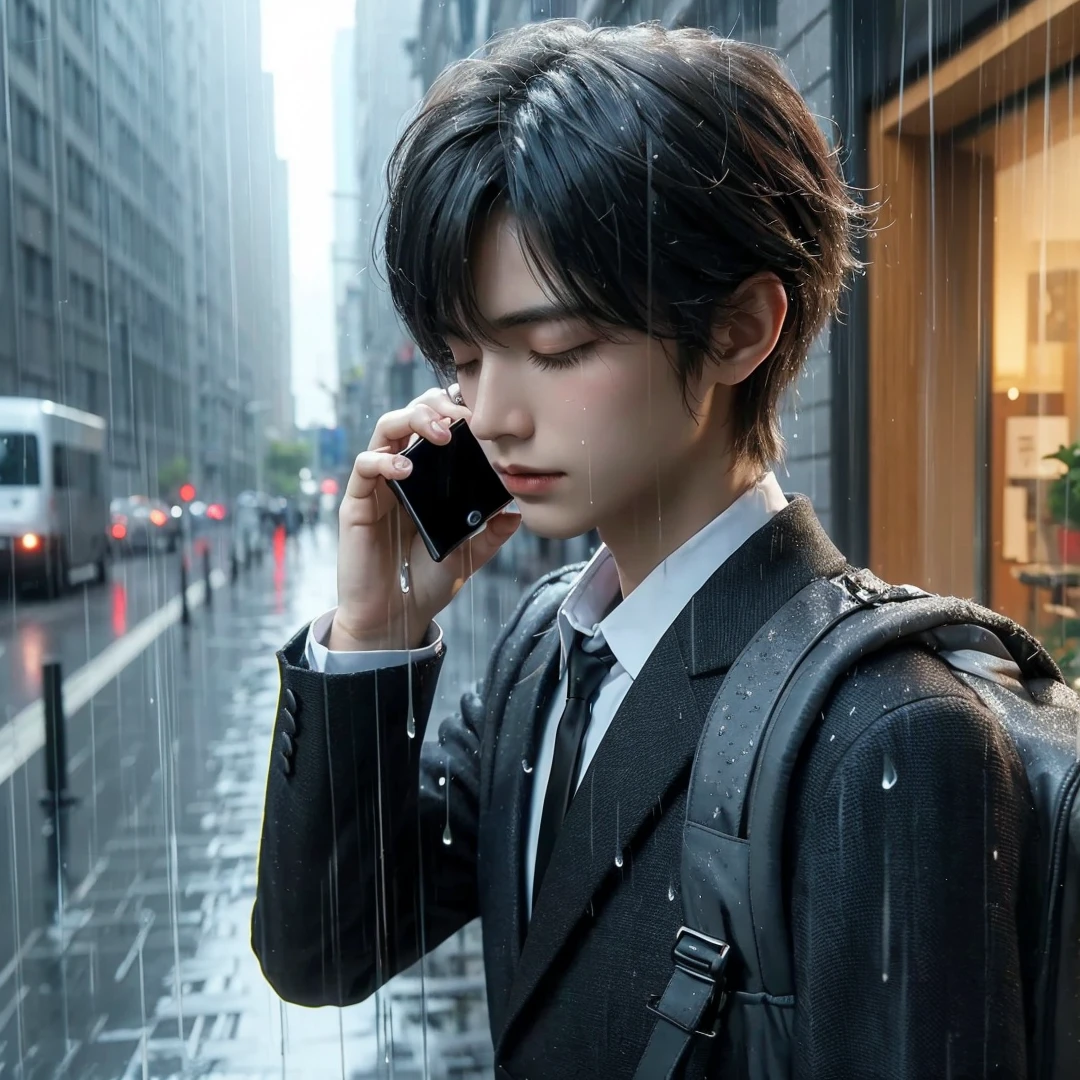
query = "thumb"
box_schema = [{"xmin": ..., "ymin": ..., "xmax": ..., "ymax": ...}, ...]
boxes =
[{"xmin": 459, "ymin": 509, "xmax": 522, "ymax": 571}]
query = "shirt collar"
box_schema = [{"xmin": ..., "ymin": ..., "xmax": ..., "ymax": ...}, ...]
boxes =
[{"xmin": 556, "ymin": 471, "xmax": 789, "ymax": 678}]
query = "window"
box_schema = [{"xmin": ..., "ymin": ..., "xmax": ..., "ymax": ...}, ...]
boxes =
[
  {"xmin": 52, "ymin": 444, "xmax": 99, "ymax": 494},
  {"xmin": 20, "ymin": 243, "xmax": 53, "ymax": 303},
  {"xmin": 62, "ymin": 0, "xmax": 94, "ymax": 44},
  {"xmin": 62, "ymin": 53, "xmax": 98, "ymax": 137},
  {"xmin": 66, "ymin": 144, "xmax": 99, "ymax": 220},
  {"xmin": 13, "ymin": 94, "xmax": 47, "ymax": 172},
  {"xmin": 0, "ymin": 433, "xmax": 40, "ymax": 486},
  {"xmin": 12, "ymin": 0, "xmax": 45, "ymax": 71}
]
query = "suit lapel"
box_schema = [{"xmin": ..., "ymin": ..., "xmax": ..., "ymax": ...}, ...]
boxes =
[
  {"xmin": 492, "ymin": 495, "xmax": 848, "ymax": 1051},
  {"xmin": 496, "ymin": 625, "xmax": 704, "ymax": 1051},
  {"xmin": 478, "ymin": 624, "xmax": 561, "ymax": 1030}
]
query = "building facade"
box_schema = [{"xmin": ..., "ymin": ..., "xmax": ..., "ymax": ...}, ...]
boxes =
[
  {"xmin": 333, "ymin": 0, "xmax": 423, "ymax": 463},
  {"xmin": 0, "ymin": 0, "xmax": 292, "ymax": 503}
]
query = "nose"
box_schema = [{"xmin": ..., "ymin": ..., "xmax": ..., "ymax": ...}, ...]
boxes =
[{"xmin": 467, "ymin": 357, "xmax": 533, "ymax": 444}]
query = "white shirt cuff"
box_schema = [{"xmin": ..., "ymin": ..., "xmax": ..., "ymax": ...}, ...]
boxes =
[{"xmin": 303, "ymin": 609, "xmax": 442, "ymax": 674}]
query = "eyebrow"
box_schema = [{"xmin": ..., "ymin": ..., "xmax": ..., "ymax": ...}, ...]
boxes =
[{"xmin": 485, "ymin": 303, "xmax": 590, "ymax": 331}]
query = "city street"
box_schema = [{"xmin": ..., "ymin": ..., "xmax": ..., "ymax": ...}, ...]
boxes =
[{"xmin": 0, "ymin": 525, "xmax": 526, "ymax": 1079}]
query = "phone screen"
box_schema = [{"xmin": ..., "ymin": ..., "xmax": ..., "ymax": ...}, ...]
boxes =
[{"xmin": 386, "ymin": 419, "xmax": 513, "ymax": 562}]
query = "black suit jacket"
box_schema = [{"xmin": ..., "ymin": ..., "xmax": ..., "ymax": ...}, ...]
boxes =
[{"xmin": 252, "ymin": 496, "xmax": 1035, "ymax": 1079}]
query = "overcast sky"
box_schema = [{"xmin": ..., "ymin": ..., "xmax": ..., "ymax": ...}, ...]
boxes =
[{"xmin": 261, "ymin": 0, "xmax": 355, "ymax": 431}]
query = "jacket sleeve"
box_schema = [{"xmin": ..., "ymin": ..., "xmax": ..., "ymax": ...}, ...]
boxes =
[
  {"xmin": 788, "ymin": 647, "xmax": 1034, "ymax": 1080},
  {"xmin": 250, "ymin": 570, "xmax": 557, "ymax": 1009}
]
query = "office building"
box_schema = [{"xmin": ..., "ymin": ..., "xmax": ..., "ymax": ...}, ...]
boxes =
[{"xmin": 0, "ymin": 0, "xmax": 291, "ymax": 501}]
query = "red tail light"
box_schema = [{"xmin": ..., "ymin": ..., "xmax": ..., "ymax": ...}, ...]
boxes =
[
  {"xmin": 206, "ymin": 503, "xmax": 226, "ymax": 521},
  {"xmin": 111, "ymin": 524, "xmax": 127, "ymax": 540}
]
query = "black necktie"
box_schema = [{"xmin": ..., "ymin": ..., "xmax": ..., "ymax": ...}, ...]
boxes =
[{"xmin": 532, "ymin": 630, "xmax": 616, "ymax": 908}]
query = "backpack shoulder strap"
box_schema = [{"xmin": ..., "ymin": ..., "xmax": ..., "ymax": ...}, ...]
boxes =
[{"xmin": 633, "ymin": 570, "xmax": 1058, "ymax": 1080}]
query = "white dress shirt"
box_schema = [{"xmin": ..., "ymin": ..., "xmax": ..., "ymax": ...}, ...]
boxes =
[{"xmin": 305, "ymin": 471, "xmax": 789, "ymax": 918}]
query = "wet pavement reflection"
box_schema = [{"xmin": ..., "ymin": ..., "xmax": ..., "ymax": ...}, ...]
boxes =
[{"xmin": 0, "ymin": 525, "xmax": 524, "ymax": 1078}]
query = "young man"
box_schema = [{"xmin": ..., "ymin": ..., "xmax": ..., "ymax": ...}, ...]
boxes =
[{"xmin": 252, "ymin": 20, "xmax": 1030, "ymax": 1079}]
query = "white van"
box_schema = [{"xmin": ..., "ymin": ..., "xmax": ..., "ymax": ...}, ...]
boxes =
[{"xmin": 0, "ymin": 397, "xmax": 110, "ymax": 596}]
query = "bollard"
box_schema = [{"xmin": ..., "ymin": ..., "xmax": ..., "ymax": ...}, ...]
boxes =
[
  {"xmin": 41, "ymin": 659, "xmax": 70, "ymax": 809},
  {"xmin": 203, "ymin": 545, "xmax": 213, "ymax": 608},
  {"xmin": 180, "ymin": 552, "xmax": 190, "ymax": 625}
]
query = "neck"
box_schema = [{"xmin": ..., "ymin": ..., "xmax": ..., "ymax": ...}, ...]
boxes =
[{"xmin": 598, "ymin": 430, "xmax": 760, "ymax": 599}]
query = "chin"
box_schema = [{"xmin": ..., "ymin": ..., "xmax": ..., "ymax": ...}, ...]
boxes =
[{"xmin": 516, "ymin": 504, "xmax": 597, "ymax": 541}]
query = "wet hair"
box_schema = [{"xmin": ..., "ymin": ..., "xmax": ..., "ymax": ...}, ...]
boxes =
[{"xmin": 384, "ymin": 19, "xmax": 867, "ymax": 470}]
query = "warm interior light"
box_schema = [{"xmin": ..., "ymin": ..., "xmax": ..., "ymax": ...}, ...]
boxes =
[
  {"xmin": 149, "ymin": 508, "xmax": 168, "ymax": 527},
  {"xmin": 20, "ymin": 533, "xmax": 41, "ymax": 551},
  {"xmin": 1007, "ymin": 386, "xmax": 1020, "ymax": 401}
]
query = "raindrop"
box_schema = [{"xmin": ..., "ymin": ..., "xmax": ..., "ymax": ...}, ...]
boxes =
[
  {"xmin": 522, "ymin": 759, "xmax": 533, "ymax": 774},
  {"xmin": 882, "ymin": 972, "xmax": 889, "ymax": 983},
  {"xmin": 407, "ymin": 712, "xmax": 416, "ymax": 739},
  {"xmin": 615, "ymin": 852, "xmax": 624, "ymax": 868},
  {"xmin": 668, "ymin": 882, "xmax": 676, "ymax": 902},
  {"xmin": 992, "ymin": 849, "xmax": 999, "ymax": 861},
  {"xmin": 399, "ymin": 557, "xmax": 411, "ymax": 594},
  {"xmin": 718, "ymin": 725, "xmax": 726, "ymax": 736},
  {"xmin": 438, "ymin": 776, "xmax": 446, "ymax": 787},
  {"xmin": 442, "ymin": 822, "xmax": 452, "ymax": 846},
  {"xmin": 882, "ymin": 754, "xmax": 898, "ymax": 790}
]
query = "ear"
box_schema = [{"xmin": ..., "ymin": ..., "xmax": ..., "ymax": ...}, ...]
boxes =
[{"xmin": 709, "ymin": 273, "xmax": 789, "ymax": 387}]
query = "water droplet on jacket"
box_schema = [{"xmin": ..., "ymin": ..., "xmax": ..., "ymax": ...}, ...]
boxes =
[
  {"xmin": 438, "ymin": 776, "xmax": 446, "ymax": 787},
  {"xmin": 442, "ymin": 823, "xmax": 452, "ymax": 845},
  {"xmin": 407, "ymin": 714, "xmax": 416, "ymax": 739},
  {"xmin": 882, "ymin": 972, "xmax": 889, "ymax": 983},
  {"xmin": 728, "ymin": 757, "xmax": 737, "ymax": 765},
  {"xmin": 615, "ymin": 852, "xmax": 624, "ymax": 868},
  {"xmin": 992, "ymin": 849, "xmax": 999, "ymax": 861},
  {"xmin": 668, "ymin": 883, "xmax": 676, "ymax": 902},
  {"xmin": 882, "ymin": 754, "xmax": 898, "ymax": 790},
  {"xmin": 522, "ymin": 759, "xmax": 533, "ymax": 773},
  {"xmin": 718, "ymin": 725, "xmax": 726, "ymax": 736}
]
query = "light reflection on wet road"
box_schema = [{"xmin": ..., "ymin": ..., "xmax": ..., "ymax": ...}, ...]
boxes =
[{"xmin": 0, "ymin": 525, "xmax": 525, "ymax": 1078}]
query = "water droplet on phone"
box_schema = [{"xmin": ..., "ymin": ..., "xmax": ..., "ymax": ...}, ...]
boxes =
[{"xmin": 399, "ymin": 557, "xmax": 411, "ymax": 594}]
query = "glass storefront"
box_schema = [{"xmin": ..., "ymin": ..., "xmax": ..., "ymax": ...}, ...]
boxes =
[
  {"xmin": 867, "ymin": 2, "xmax": 1080, "ymax": 676},
  {"xmin": 985, "ymin": 79, "xmax": 1080, "ymax": 672}
]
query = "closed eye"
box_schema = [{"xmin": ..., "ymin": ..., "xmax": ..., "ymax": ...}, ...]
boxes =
[{"xmin": 454, "ymin": 342, "xmax": 597, "ymax": 378}]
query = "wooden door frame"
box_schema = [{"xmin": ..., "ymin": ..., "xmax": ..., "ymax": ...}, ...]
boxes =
[{"xmin": 867, "ymin": 0, "xmax": 1080, "ymax": 599}]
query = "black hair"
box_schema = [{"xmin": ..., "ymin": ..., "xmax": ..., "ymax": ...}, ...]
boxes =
[{"xmin": 384, "ymin": 18, "xmax": 867, "ymax": 469}]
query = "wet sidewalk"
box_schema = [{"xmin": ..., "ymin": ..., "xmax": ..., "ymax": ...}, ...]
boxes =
[{"xmin": 0, "ymin": 525, "xmax": 527, "ymax": 1079}]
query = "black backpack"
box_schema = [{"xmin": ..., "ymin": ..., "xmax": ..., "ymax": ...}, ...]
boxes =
[{"xmin": 634, "ymin": 569, "xmax": 1080, "ymax": 1080}]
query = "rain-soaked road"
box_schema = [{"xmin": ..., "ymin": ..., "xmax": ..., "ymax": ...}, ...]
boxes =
[{"xmin": 0, "ymin": 524, "xmax": 525, "ymax": 1078}]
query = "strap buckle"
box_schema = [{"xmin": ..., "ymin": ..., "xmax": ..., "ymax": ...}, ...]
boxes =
[
  {"xmin": 837, "ymin": 572, "xmax": 890, "ymax": 607},
  {"xmin": 645, "ymin": 927, "xmax": 731, "ymax": 1038}
]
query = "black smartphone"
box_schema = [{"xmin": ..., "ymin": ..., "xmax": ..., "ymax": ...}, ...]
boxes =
[{"xmin": 386, "ymin": 418, "xmax": 513, "ymax": 563}]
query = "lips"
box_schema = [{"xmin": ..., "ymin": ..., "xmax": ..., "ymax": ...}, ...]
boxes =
[{"xmin": 494, "ymin": 464, "xmax": 564, "ymax": 477}]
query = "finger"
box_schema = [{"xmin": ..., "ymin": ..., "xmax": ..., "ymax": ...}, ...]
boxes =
[
  {"xmin": 343, "ymin": 449, "xmax": 413, "ymax": 505},
  {"xmin": 455, "ymin": 509, "xmax": 522, "ymax": 573},
  {"xmin": 369, "ymin": 400, "xmax": 471, "ymax": 451}
]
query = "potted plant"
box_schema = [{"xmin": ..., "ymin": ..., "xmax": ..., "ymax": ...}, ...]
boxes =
[{"xmin": 1045, "ymin": 442, "xmax": 1080, "ymax": 562}]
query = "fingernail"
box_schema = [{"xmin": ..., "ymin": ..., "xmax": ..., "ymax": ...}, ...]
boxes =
[{"xmin": 394, "ymin": 456, "xmax": 411, "ymax": 471}]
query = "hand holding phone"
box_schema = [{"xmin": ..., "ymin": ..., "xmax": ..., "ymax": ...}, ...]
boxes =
[
  {"xmin": 386, "ymin": 418, "xmax": 514, "ymax": 563},
  {"xmin": 332, "ymin": 388, "xmax": 521, "ymax": 652}
]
